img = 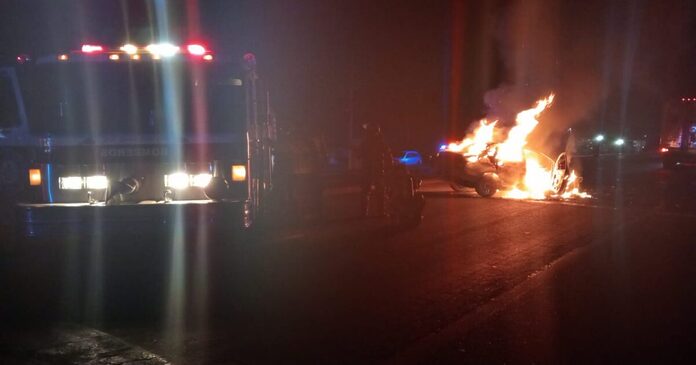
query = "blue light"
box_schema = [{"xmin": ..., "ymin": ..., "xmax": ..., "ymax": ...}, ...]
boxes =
[{"xmin": 439, "ymin": 144, "xmax": 447, "ymax": 151}]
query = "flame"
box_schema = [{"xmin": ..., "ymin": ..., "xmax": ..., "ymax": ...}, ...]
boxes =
[{"xmin": 444, "ymin": 94, "xmax": 590, "ymax": 200}]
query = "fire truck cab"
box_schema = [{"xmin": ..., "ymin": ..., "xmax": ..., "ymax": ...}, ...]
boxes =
[
  {"xmin": 660, "ymin": 98, "xmax": 696, "ymax": 169},
  {"xmin": 0, "ymin": 43, "xmax": 275, "ymax": 236}
]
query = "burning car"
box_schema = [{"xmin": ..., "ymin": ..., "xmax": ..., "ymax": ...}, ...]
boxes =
[
  {"xmin": 437, "ymin": 145, "xmax": 572, "ymax": 198},
  {"xmin": 436, "ymin": 95, "xmax": 588, "ymax": 199}
]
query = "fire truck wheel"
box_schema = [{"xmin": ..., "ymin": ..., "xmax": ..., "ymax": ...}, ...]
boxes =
[{"xmin": 475, "ymin": 173, "xmax": 499, "ymax": 197}]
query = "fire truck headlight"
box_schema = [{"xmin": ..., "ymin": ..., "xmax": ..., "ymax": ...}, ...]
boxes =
[
  {"xmin": 29, "ymin": 169, "xmax": 42, "ymax": 186},
  {"xmin": 231, "ymin": 165, "xmax": 247, "ymax": 182},
  {"xmin": 164, "ymin": 172, "xmax": 190, "ymax": 190},
  {"xmin": 191, "ymin": 173, "xmax": 213, "ymax": 188},
  {"xmin": 85, "ymin": 175, "xmax": 109, "ymax": 190},
  {"xmin": 59, "ymin": 176, "xmax": 84, "ymax": 190}
]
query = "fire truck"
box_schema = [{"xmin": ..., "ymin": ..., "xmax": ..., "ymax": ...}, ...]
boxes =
[
  {"xmin": 0, "ymin": 43, "xmax": 275, "ymax": 236},
  {"xmin": 660, "ymin": 98, "xmax": 696, "ymax": 169}
]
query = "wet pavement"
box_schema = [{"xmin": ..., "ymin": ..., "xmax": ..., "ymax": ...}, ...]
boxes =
[{"xmin": 2, "ymin": 153, "xmax": 696, "ymax": 363}]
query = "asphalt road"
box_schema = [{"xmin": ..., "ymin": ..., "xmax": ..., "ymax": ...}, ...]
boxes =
[{"xmin": 2, "ymin": 153, "xmax": 696, "ymax": 363}]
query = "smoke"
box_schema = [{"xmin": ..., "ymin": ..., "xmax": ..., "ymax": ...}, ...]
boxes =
[{"xmin": 482, "ymin": 0, "xmax": 609, "ymax": 155}]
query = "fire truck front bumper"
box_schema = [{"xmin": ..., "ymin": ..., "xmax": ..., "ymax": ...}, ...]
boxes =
[{"xmin": 15, "ymin": 200, "xmax": 252, "ymax": 238}]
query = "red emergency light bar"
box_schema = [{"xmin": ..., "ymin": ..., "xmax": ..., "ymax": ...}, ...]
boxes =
[
  {"xmin": 81, "ymin": 44, "xmax": 104, "ymax": 53},
  {"xmin": 186, "ymin": 44, "xmax": 207, "ymax": 56}
]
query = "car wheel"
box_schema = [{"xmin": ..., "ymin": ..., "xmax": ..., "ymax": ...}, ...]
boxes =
[{"xmin": 475, "ymin": 173, "xmax": 499, "ymax": 197}]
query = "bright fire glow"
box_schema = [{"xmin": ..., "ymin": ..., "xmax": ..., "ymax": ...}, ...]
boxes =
[{"xmin": 444, "ymin": 95, "xmax": 590, "ymax": 200}]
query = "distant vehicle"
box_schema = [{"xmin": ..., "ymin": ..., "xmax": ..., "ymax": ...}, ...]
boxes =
[
  {"xmin": 396, "ymin": 150, "xmax": 422, "ymax": 166},
  {"xmin": 660, "ymin": 98, "xmax": 696, "ymax": 169}
]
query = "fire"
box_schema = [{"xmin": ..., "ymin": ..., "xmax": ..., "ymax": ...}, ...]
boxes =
[{"xmin": 444, "ymin": 94, "xmax": 590, "ymax": 200}]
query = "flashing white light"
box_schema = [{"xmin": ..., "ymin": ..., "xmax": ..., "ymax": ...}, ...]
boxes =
[
  {"xmin": 81, "ymin": 44, "xmax": 103, "ymax": 53},
  {"xmin": 145, "ymin": 43, "xmax": 180, "ymax": 58},
  {"xmin": 203, "ymin": 54, "xmax": 213, "ymax": 61},
  {"xmin": 191, "ymin": 173, "xmax": 213, "ymax": 188},
  {"xmin": 109, "ymin": 54, "xmax": 120, "ymax": 61},
  {"xmin": 120, "ymin": 44, "xmax": 138, "ymax": 55},
  {"xmin": 594, "ymin": 134, "xmax": 605, "ymax": 142},
  {"xmin": 165, "ymin": 172, "xmax": 190, "ymax": 190},
  {"xmin": 85, "ymin": 175, "xmax": 108, "ymax": 190},
  {"xmin": 59, "ymin": 176, "xmax": 84, "ymax": 190},
  {"xmin": 614, "ymin": 138, "xmax": 625, "ymax": 146},
  {"xmin": 186, "ymin": 44, "xmax": 206, "ymax": 56}
]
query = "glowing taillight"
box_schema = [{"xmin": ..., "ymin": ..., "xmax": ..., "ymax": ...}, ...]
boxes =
[
  {"xmin": 186, "ymin": 44, "xmax": 206, "ymax": 56},
  {"xmin": 131, "ymin": 54, "xmax": 141, "ymax": 60},
  {"xmin": 81, "ymin": 44, "xmax": 103, "ymax": 53},
  {"xmin": 29, "ymin": 169, "xmax": 41, "ymax": 186}
]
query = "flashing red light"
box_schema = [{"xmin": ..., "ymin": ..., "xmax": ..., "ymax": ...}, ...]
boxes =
[
  {"xmin": 187, "ymin": 44, "xmax": 206, "ymax": 56},
  {"xmin": 660, "ymin": 147, "xmax": 669, "ymax": 153},
  {"xmin": 81, "ymin": 44, "xmax": 104, "ymax": 53}
]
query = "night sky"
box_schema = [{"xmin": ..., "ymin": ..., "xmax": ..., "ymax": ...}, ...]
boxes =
[{"xmin": 1, "ymin": 0, "xmax": 695, "ymax": 154}]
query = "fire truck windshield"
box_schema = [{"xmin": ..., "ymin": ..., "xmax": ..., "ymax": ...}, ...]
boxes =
[{"xmin": 18, "ymin": 60, "xmax": 246, "ymax": 137}]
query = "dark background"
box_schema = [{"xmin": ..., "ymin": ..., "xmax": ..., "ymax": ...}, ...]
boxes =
[{"xmin": 1, "ymin": 0, "xmax": 694, "ymax": 154}]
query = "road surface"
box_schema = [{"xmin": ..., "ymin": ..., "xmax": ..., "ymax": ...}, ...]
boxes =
[{"xmin": 2, "ymin": 154, "xmax": 696, "ymax": 363}]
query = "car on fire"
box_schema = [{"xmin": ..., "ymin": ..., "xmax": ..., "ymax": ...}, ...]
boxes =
[{"xmin": 437, "ymin": 143, "xmax": 573, "ymax": 198}]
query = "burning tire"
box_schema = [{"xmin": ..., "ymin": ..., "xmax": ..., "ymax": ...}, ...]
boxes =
[{"xmin": 475, "ymin": 172, "xmax": 499, "ymax": 197}]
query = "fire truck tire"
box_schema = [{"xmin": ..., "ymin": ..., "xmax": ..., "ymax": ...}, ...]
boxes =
[{"xmin": 475, "ymin": 173, "xmax": 499, "ymax": 197}]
